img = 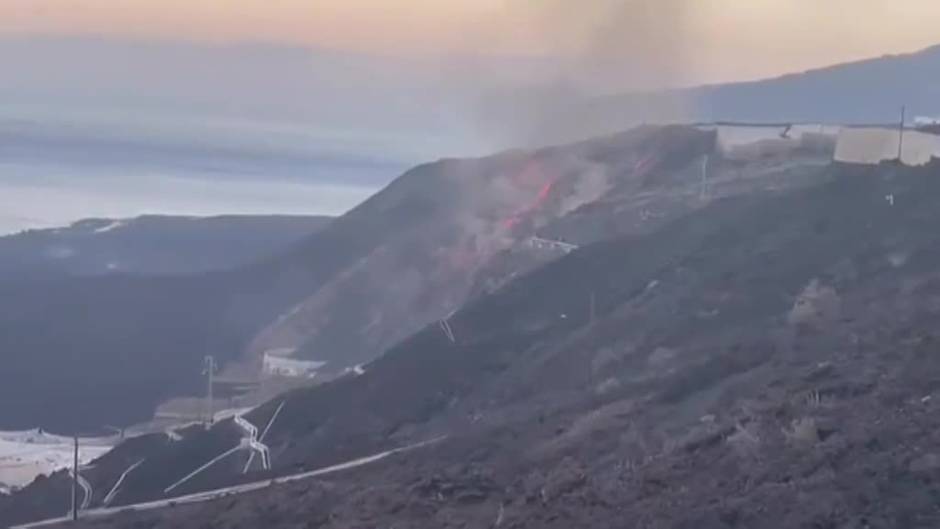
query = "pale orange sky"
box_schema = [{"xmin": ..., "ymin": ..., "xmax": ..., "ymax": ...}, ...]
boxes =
[{"xmin": 2, "ymin": 0, "xmax": 940, "ymax": 84}]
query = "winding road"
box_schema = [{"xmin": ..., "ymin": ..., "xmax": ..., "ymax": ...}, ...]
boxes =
[
  {"xmin": 72, "ymin": 470, "xmax": 92, "ymax": 511},
  {"xmin": 102, "ymin": 459, "xmax": 145, "ymax": 506},
  {"xmin": 14, "ymin": 436, "xmax": 446, "ymax": 529}
]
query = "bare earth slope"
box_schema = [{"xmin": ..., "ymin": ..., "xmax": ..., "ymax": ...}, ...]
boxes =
[
  {"xmin": 55, "ymin": 160, "xmax": 940, "ymax": 529},
  {"xmin": 12, "ymin": 142, "xmax": 938, "ymax": 528},
  {"xmin": 0, "ymin": 126, "xmax": 726, "ymax": 433}
]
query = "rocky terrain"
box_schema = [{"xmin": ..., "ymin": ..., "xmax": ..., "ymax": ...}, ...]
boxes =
[
  {"xmin": 0, "ymin": 158, "xmax": 922, "ymax": 528},
  {"xmin": 5, "ymin": 122, "xmax": 895, "ymax": 526},
  {"xmin": 0, "ymin": 125, "xmax": 733, "ymax": 431},
  {"xmin": 249, "ymin": 126, "xmax": 720, "ymax": 368},
  {"xmin": 25, "ymin": 158, "xmax": 938, "ymax": 529},
  {"xmin": 3, "ymin": 48, "xmax": 922, "ymax": 434}
]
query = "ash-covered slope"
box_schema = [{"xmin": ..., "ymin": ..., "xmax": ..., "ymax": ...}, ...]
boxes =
[
  {"xmin": 249, "ymin": 126, "xmax": 718, "ymax": 369},
  {"xmin": 0, "ymin": 126, "xmax": 717, "ymax": 433},
  {"xmin": 43, "ymin": 160, "xmax": 940, "ymax": 529},
  {"xmin": 0, "ymin": 125, "xmax": 838, "ymax": 525},
  {"xmin": 0, "ymin": 143, "xmax": 842, "ymax": 524},
  {"xmin": 0, "ymin": 215, "xmax": 331, "ymax": 279}
]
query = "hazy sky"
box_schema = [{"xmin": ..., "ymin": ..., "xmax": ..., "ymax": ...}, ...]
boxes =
[
  {"xmin": 3, "ymin": 0, "xmax": 940, "ymax": 85},
  {"xmin": 2, "ymin": 0, "xmax": 940, "ymax": 233}
]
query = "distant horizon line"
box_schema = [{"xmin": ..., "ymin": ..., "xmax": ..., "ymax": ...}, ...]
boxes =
[{"xmin": 4, "ymin": 31, "xmax": 938, "ymax": 94}]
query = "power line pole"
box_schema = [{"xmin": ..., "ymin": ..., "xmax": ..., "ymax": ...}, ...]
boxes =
[
  {"xmin": 71, "ymin": 436, "xmax": 78, "ymax": 522},
  {"xmin": 898, "ymin": 105, "xmax": 907, "ymax": 162},
  {"xmin": 203, "ymin": 355, "xmax": 217, "ymax": 426},
  {"xmin": 700, "ymin": 154, "xmax": 710, "ymax": 200}
]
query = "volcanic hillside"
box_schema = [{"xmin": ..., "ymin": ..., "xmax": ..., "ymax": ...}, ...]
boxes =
[
  {"xmin": 0, "ymin": 126, "xmax": 722, "ymax": 431},
  {"xmin": 0, "ymin": 123, "xmax": 847, "ymax": 526},
  {"xmin": 33, "ymin": 158, "xmax": 940, "ymax": 529}
]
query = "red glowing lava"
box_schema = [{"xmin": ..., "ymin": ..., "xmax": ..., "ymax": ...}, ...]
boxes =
[{"xmin": 502, "ymin": 179, "xmax": 556, "ymax": 231}]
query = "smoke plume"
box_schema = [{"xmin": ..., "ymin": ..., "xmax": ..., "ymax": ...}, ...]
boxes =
[
  {"xmin": 465, "ymin": 0, "xmax": 695, "ymax": 148},
  {"xmin": 522, "ymin": 0, "xmax": 693, "ymax": 93}
]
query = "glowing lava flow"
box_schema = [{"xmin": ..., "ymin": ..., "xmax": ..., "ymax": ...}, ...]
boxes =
[{"xmin": 502, "ymin": 180, "xmax": 556, "ymax": 230}]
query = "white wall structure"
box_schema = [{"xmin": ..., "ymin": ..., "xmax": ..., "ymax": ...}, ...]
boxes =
[
  {"xmin": 700, "ymin": 124, "xmax": 838, "ymax": 161},
  {"xmin": 262, "ymin": 351, "xmax": 325, "ymax": 378},
  {"xmin": 526, "ymin": 236, "xmax": 578, "ymax": 254},
  {"xmin": 710, "ymin": 125, "xmax": 791, "ymax": 157},
  {"xmin": 834, "ymin": 127, "xmax": 940, "ymax": 166}
]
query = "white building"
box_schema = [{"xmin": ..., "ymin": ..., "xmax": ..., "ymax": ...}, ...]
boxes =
[
  {"xmin": 914, "ymin": 116, "xmax": 940, "ymax": 128},
  {"xmin": 700, "ymin": 124, "xmax": 838, "ymax": 161},
  {"xmin": 834, "ymin": 127, "xmax": 940, "ymax": 166},
  {"xmin": 262, "ymin": 349, "xmax": 326, "ymax": 378}
]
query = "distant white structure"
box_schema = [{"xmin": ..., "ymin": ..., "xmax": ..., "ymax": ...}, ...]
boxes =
[
  {"xmin": 913, "ymin": 116, "xmax": 940, "ymax": 128},
  {"xmin": 526, "ymin": 237, "xmax": 579, "ymax": 254},
  {"xmin": 698, "ymin": 122, "xmax": 940, "ymax": 166},
  {"xmin": 262, "ymin": 349, "xmax": 325, "ymax": 378},
  {"xmin": 700, "ymin": 124, "xmax": 838, "ymax": 161},
  {"xmin": 834, "ymin": 127, "xmax": 940, "ymax": 166}
]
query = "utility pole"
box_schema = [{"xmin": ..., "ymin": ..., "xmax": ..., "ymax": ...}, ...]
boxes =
[
  {"xmin": 700, "ymin": 154, "xmax": 710, "ymax": 200},
  {"xmin": 71, "ymin": 436, "xmax": 78, "ymax": 522},
  {"xmin": 203, "ymin": 355, "xmax": 217, "ymax": 426},
  {"xmin": 898, "ymin": 105, "xmax": 907, "ymax": 162}
]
